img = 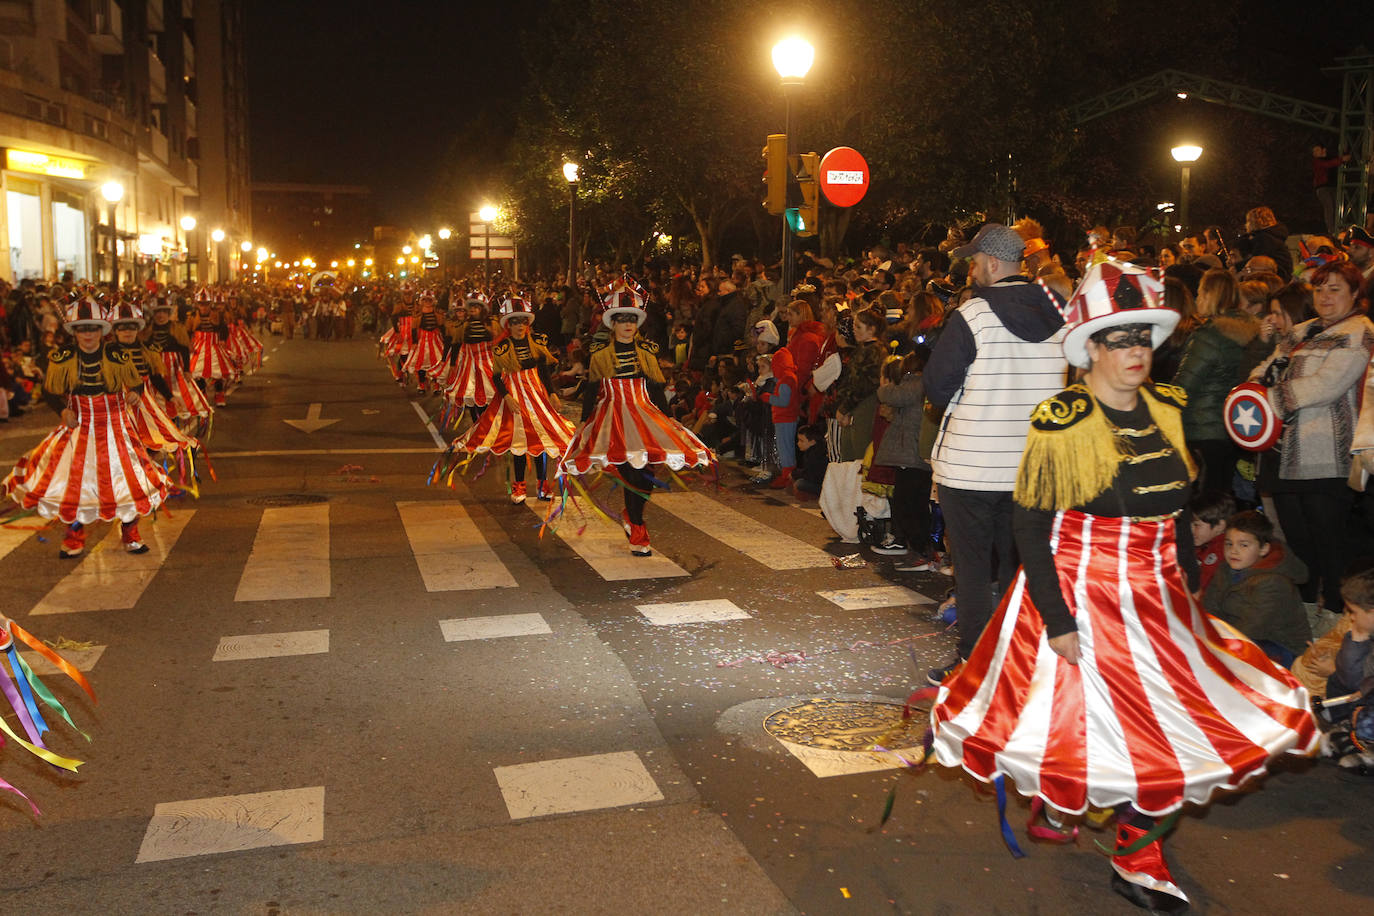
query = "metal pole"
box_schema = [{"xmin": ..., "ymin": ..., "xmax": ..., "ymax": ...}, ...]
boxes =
[
  {"xmin": 109, "ymin": 201, "xmax": 118, "ymax": 287},
  {"xmin": 484, "ymin": 226, "xmax": 490, "ymax": 287},
  {"xmin": 1179, "ymin": 165, "xmax": 1191, "ymax": 235},
  {"xmin": 781, "ymin": 85, "xmax": 794, "ymax": 297},
  {"xmin": 568, "ymin": 183, "xmax": 576, "ymax": 284}
]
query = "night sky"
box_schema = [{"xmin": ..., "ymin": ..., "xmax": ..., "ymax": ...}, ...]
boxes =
[
  {"xmin": 246, "ymin": 0, "xmax": 535, "ymax": 225},
  {"xmin": 247, "ymin": 2, "xmax": 1370, "ymax": 233}
]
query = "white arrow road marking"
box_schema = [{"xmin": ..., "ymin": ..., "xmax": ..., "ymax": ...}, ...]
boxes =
[{"xmin": 283, "ymin": 402, "xmax": 341, "ymax": 433}]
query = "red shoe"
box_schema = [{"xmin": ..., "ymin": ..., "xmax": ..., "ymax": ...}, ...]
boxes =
[
  {"xmin": 628, "ymin": 523, "xmax": 652, "ymax": 556},
  {"xmin": 121, "ymin": 520, "xmax": 150, "ymax": 554},
  {"xmin": 1110, "ymin": 821, "xmax": 1189, "ymax": 911},
  {"xmin": 537, "ymin": 480, "xmax": 554, "ymax": 501},
  {"xmin": 60, "ymin": 524, "xmax": 87, "ymax": 559},
  {"xmin": 213, "ymin": 391, "xmax": 226, "ymax": 407},
  {"xmin": 768, "ymin": 467, "xmax": 794, "ymax": 489},
  {"xmin": 510, "ymin": 482, "xmax": 527, "ymax": 504}
]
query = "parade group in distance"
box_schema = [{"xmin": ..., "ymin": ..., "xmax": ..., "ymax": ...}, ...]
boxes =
[{"xmin": 2, "ymin": 211, "xmax": 1374, "ymax": 913}]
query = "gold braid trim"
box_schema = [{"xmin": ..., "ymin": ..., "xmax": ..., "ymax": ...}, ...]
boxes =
[{"xmin": 1014, "ymin": 385, "xmax": 1196, "ymax": 511}]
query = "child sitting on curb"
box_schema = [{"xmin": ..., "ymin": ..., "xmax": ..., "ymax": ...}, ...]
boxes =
[
  {"xmin": 1189, "ymin": 489, "xmax": 1236, "ymax": 593},
  {"xmin": 1319, "ymin": 567, "xmax": 1374, "ymax": 771},
  {"xmin": 1203, "ymin": 510, "xmax": 1312, "ymax": 667}
]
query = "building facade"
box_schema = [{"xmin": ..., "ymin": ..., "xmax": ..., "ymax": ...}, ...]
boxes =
[{"xmin": 0, "ymin": 0, "xmax": 250, "ymax": 286}]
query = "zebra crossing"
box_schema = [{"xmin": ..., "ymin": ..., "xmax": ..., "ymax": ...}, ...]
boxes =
[{"xmin": 0, "ymin": 487, "xmax": 939, "ymax": 866}]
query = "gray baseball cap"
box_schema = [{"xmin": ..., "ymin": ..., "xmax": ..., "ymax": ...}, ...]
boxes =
[{"xmin": 950, "ymin": 223, "xmax": 1026, "ymax": 263}]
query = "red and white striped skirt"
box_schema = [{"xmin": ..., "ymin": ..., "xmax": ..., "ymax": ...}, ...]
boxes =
[
  {"xmin": 189, "ymin": 330, "xmax": 234, "ymax": 380},
  {"xmin": 384, "ymin": 317, "xmax": 413, "ymax": 357},
  {"xmin": 403, "ymin": 328, "xmax": 446, "ymax": 375},
  {"xmin": 129, "ymin": 387, "xmax": 199, "ymax": 453},
  {"xmin": 560, "ymin": 378, "xmax": 713, "ymax": 475},
  {"xmin": 3, "ymin": 394, "xmax": 171, "ymax": 524},
  {"xmin": 450, "ymin": 366, "xmax": 574, "ymax": 457},
  {"xmin": 931, "ymin": 510, "xmax": 1319, "ymax": 817},
  {"xmin": 230, "ymin": 322, "xmax": 263, "ymax": 370},
  {"xmin": 446, "ymin": 341, "xmax": 498, "ymax": 407}
]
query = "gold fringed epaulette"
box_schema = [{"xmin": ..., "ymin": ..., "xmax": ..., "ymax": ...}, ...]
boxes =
[
  {"xmin": 1015, "ymin": 386, "xmax": 1120, "ymax": 511},
  {"xmin": 1145, "ymin": 382, "xmax": 1187, "ymax": 410},
  {"xmin": 637, "ymin": 338, "xmax": 660, "ymax": 354},
  {"xmin": 533, "ymin": 332, "xmax": 549, "ymax": 346},
  {"xmin": 493, "ymin": 340, "xmax": 512, "ymax": 357},
  {"xmin": 588, "ymin": 340, "xmax": 610, "ymax": 355},
  {"xmin": 48, "ymin": 347, "xmax": 74, "ymax": 363}
]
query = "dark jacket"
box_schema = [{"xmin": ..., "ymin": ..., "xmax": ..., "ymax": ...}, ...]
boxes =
[
  {"xmin": 1202, "ymin": 540, "xmax": 1311, "ymax": 654},
  {"xmin": 1334, "ymin": 633, "xmax": 1374, "ymax": 697},
  {"xmin": 833, "ymin": 338, "xmax": 884, "ymax": 415},
  {"xmin": 1173, "ymin": 311, "xmax": 1270, "ymax": 442},
  {"xmin": 1237, "ymin": 222, "xmax": 1293, "ymax": 280},
  {"xmin": 873, "ymin": 371, "xmax": 930, "ymax": 470},
  {"xmin": 710, "ymin": 291, "xmax": 749, "ymax": 358}
]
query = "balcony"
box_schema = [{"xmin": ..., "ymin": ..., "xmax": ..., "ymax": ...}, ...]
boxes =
[
  {"xmin": 91, "ymin": 1, "xmax": 125, "ymax": 55},
  {"xmin": 147, "ymin": 0, "xmax": 165, "ymax": 33},
  {"xmin": 148, "ymin": 47, "xmax": 166, "ymax": 102}
]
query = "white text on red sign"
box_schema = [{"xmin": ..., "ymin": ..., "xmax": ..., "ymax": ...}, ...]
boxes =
[{"xmin": 826, "ymin": 170, "xmax": 865, "ymax": 185}]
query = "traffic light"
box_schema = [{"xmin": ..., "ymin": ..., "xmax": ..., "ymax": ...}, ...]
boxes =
[
  {"xmin": 793, "ymin": 151, "xmax": 820, "ymax": 237},
  {"xmin": 763, "ymin": 134, "xmax": 788, "ymax": 216}
]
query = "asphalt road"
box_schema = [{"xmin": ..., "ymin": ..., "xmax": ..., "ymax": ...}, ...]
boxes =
[{"xmin": 0, "ymin": 335, "xmax": 1370, "ymax": 915}]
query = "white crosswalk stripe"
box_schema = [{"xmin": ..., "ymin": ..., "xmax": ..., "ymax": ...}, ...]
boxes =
[
  {"xmin": 0, "ymin": 523, "xmax": 35, "ymax": 561},
  {"xmin": 653, "ymin": 491, "xmax": 834, "ymax": 569},
  {"xmin": 397, "ymin": 500, "xmax": 517, "ymax": 590},
  {"xmin": 30, "ymin": 510, "xmax": 195, "ymax": 616},
  {"xmin": 527, "ymin": 501, "xmax": 688, "ymax": 580},
  {"xmin": 235, "ymin": 504, "xmax": 330, "ymax": 601}
]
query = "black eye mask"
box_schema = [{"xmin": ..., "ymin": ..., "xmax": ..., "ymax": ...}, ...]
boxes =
[{"xmin": 1093, "ymin": 325, "xmax": 1153, "ymax": 350}]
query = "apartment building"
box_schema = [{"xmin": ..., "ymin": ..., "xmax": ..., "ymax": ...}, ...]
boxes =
[{"xmin": 0, "ymin": 0, "xmax": 250, "ymax": 285}]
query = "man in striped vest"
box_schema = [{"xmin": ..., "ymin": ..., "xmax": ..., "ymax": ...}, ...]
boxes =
[{"xmin": 924, "ymin": 223, "xmax": 1069, "ymax": 684}]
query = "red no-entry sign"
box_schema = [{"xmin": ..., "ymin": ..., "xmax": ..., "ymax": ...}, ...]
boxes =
[{"xmin": 818, "ymin": 147, "xmax": 870, "ymax": 208}]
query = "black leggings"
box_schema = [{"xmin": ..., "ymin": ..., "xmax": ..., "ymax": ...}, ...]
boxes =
[
  {"xmin": 890, "ymin": 467, "xmax": 933, "ymax": 554},
  {"xmin": 513, "ymin": 454, "xmax": 547, "ymax": 482},
  {"xmin": 619, "ymin": 462, "xmax": 652, "ymax": 526},
  {"xmin": 1272, "ymin": 477, "xmax": 1353, "ymax": 609}
]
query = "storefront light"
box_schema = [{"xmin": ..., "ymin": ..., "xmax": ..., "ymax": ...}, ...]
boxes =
[{"xmin": 138, "ymin": 234, "xmax": 163, "ymax": 256}]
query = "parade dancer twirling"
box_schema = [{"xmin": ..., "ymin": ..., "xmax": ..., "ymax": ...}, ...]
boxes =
[
  {"xmin": 559, "ymin": 278, "xmax": 713, "ymax": 556},
  {"xmin": 187, "ymin": 289, "xmax": 234, "ymax": 407},
  {"xmin": 402, "ymin": 289, "xmax": 447, "ymax": 395},
  {"xmin": 444, "ymin": 295, "xmax": 499, "ymax": 425},
  {"xmin": 929, "ymin": 262, "xmax": 1318, "ymax": 913},
  {"xmin": 448, "ymin": 297, "xmax": 574, "ymax": 503},
  {"xmin": 2, "ymin": 295, "xmax": 171, "ymax": 557},
  {"xmin": 109, "ymin": 301, "xmax": 200, "ymax": 469},
  {"xmin": 142, "ymin": 294, "xmax": 213, "ymax": 436}
]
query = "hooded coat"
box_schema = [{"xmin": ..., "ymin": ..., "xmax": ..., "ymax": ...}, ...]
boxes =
[
  {"xmin": 1202, "ymin": 539, "xmax": 1312, "ymax": 654},
  {"xmin": 1173, "ymin": 310, "xmax": 1270, "ymax": 443}
]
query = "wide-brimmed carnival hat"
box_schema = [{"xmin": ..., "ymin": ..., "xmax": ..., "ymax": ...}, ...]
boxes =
[
  {"xmin": 601, "ymin": 276, "xmax": 648, "ymax": 328},
  {"xmin": 150, "ymin": 293, "xmax": 175, "ymax": 313},
  {"xmin": 111, "ymin": 299, "xmax": 146, "ymax": 329},
  {"xmin": 498, "ymin": 296, "xmax": 534, "ymax": 326},
  {"xmin": 1061, "ymin": 260, "xmax": 1177, "ymax": 369},
  {"xmin": 63, "ymin": 293, "xmax": 112, "ymax": 334}
]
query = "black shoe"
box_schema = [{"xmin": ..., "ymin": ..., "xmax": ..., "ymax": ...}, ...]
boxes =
[
  {"xmin": 872, "ymin": 537, "xmax": 909, "ymax": 556},
  {"xmin": 927, "ymin": 658, "xmax": 963, "ymax": 686},
  {"xmin": 1110, "ymin": 873, "xmax": 1189, "ymax": 913}
]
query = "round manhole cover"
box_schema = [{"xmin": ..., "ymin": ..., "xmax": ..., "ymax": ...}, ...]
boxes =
[
  {"xmin": 763, "ymin": 698, "xmax": 926, "ymax": 751},
  {"xmin": 247, "ymin": 494, "xmax": 329, "ymax": 507}
]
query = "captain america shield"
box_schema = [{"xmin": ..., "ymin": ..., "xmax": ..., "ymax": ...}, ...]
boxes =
[{"xmin": 1224, "ymin": 382, "xmax": 1281, "ymax": 451}]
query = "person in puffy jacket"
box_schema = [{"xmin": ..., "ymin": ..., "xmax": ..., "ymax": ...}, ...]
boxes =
[
  {"xmin": 782, "ymin": 298, "xmax": 834, "ymax": 424},
  {"xmin": 1172, "ymin": 269, "xmax": 1269, "ymax": 493},
  {"xmin": 754, "ymin": 319, "xmax": 799, "ymax": 489}
]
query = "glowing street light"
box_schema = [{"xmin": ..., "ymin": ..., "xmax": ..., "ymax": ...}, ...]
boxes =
[
  {"xmin": 211, "ymin": 228, "xmax": 225, "ymax": 242},
  {"xmin": 771, "ymin": 36, "xmax": 815, "ymax": 84},
  {"xmin": 562, "ymin": 162, "xmax": 579, "ymax": 183},
  {"xmin": 419, "ymin": 235, "xmax": 432, "ymax": 251},
  {"xmin": 1171, "ymin": 144, "xmax": 1203, "ymax": 233},
  {"xmin": 396, "ymin": 256, "xmax": 405, "ymax": 266},
  {"xmin": 479, "ymin": 205, "xmax": 498, "ymax": 223},
  {"xmin": 402, "ymin": 244, "xmax": 412, "ymax": 255},
  {"xmin": 438, "ymin": 227, "xmax": 452, "ymax": 240},
  {"xmin": 100, "ymin": 181, "xmax": 125, "ymax": 285},
  {"xmin": 563, "ymin": 162, "xmax": 580, "ymax": 282},
  {"xmin": 257, "ymin": 247, "xmax": 268, "ymax": 263},
  {"xmin": 364, "ymin": 257, "xmax": 374, "ymax": 266},
  {"xmin": 240, "ymin": 240, "xmax": 252, "ymax": 253},
  {"xmin": 101, "ymin": 181, "xmax": 125, "ymax": 203},
  {"xmin": 180, "ymin": 215, "xmax": 197, "ymax": 232}
]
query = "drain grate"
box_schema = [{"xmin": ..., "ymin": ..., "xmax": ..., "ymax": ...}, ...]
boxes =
[
  {"xmin": 763, "ymin": 698, "xmax": 926, "ymax": 751},
  {"xmin": 247, "ymin": 494, "xmax": 329, "ymax": 507}
]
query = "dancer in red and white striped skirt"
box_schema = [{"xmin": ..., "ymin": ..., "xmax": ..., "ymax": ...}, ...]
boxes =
[
  {"xmin": 142, "ymin": 297, "xmax": 213, "ymax": 431},
  {"xmin": 3, "ymin": 296, "xmax": 170, "ymax": 557},
  {"xmin": 445, "ymin": 295, "xmax": 499, "ymax": 415},
  {"xmin": 929, "ymin": 262, "xmax": 1316, "ymax": 913},
  {"xmin": 402, "ymin": 290, "xmax": 447, "ymax": 394},
  {"xmin": 560, "ymin": 278, "xmax": 712, "ymax": 556},
  {"xmin": 109, "ymin": 301, "xmax": 199, "ymax": 460},
  {"xmin": 187, "ymin": 290, "xmax": 234, "ymax": 406},
  {"xmin": 450, "ymin": 297, "xmax": 573, "ymax": 503}
]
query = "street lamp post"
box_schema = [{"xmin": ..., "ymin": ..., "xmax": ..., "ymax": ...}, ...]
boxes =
[
  {"xmin": 1171, "ymin": 144, "xmax": 1202, "ymax": 236},
  {"xmin": 211, "ymin": 228, "xmax": 225, "ymax": 283},
  {"xmin": 479, "ymin": 205, "xmax": 498, "ymax": 287},
  {"xmin": 101, "ymin": 180, "xmax": 124, "ymax": 287},
  {"xmin": 180, "ymin": 214, "xmax": 197, "ymax": 284},
  {"xmin": 438, "ymin": 226, "xmax": 452, "ymax": 279},
  {"xmin": 772, "ymin": 37, "xmax": 814, "ymax": 296},
  {"xmin": 563, "ymin": 162, "xmax": 579, "ymax": 285}
]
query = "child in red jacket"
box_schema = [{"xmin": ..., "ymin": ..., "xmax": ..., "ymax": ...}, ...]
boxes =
[{"xmin": 1189, "ymin": 489, "xmax": 1235, "ymax": 593}]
